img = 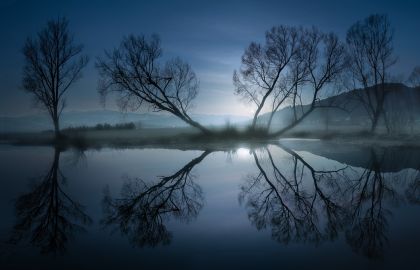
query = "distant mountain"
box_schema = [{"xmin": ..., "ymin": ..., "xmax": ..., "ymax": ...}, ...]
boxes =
[
  {"xmin": 0, "ymin": 110, "xmax": 250, "ymax": 132},
  {"xmin": 258, "ymin": 83, "xmax": 420, "ymax": 131}
]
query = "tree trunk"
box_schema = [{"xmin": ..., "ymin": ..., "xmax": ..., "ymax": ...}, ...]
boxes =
[
  {"xmin": 270, "ymin": 106, "xmax": 315, "ymax": 137},
  {"xmin": 188, "ymin": 119, "xmax": 211, "ymax": 135},
  {"xmin": 181, "ymin": 115, "xmax": 212, "ymax": 135},
  {"xmin": 251, "ymin": 113, "xmax": 259, "ymax": 130},
  {"xmin": 370, "ymin": 115, "xmax": 379, "ymax": 133},
  {"xmin": 267, "ymin": 112, "xmax": 275, "ymax": 131},
  {"xmin": 53, "ymin": 115, "xmax": 61, "ymax": 138},
  {"xmin": 370, "ymin": 101, "xmax": 384, "ymax": 134},
  {"xmin": 251, "ymin": 83, "xmax": 279, "ymax": 131}
]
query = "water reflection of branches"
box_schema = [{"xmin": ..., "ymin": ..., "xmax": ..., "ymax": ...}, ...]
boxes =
[
  {"xmin": 240, "ymin": 144, "xmax": 420, "ymax": 259},
  {"xmin": 8, "ymin": 148, "xmax": 92, "ymax": 254},
  {"xmin": 345, "ymin": 149, "xmax": 399, "ymax": 259},
  {"xmin": 240, "ymin": 146, "xmax": 348, "ymax": 244},
  {"xmin": 102, "ymin": 150, "xmax": 210, "ymax": 247}
]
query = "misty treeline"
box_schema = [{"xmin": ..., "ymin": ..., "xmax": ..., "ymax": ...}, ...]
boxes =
[
  {"xmin": 22, "ymin": 15, "xmax": 420, "ymax": 138},
  {"xmin": 62, "ymin": 122, "xmax": 136, "ymax": 132}
]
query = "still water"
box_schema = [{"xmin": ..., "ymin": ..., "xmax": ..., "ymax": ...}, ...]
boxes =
[{"xmin": 0, "ymin": 140, "xmax": 419, "ymax": 269}]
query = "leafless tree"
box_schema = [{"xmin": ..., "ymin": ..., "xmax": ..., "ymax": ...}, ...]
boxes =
[
  {"xmin": 22, "ymin": 17, "xmax": 88, "ymax": 138},
  {"xmin": 266, "ymin": 42, "xmax": 309, "ymax": 129},
  {"xmin": 96, "ymin": 35, "xmax": 210, "ymax": 134},
  {"xmin": 271, "ymin": 29, "xmax": 347, "ymax": 136},
  {"xmin": 346, "ymin": 14, "xmax": 397, "ymax": 133},
  {"xmin": 234, "ymin": 25, "xmax": 346, "ymax": 136},
  {"xmin": 233, "ymin": 26, "xmax": 302, "ymax": 131}
]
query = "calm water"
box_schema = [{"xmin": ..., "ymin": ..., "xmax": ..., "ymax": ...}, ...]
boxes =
[{"xmin": 0, "ymin": 140, "xmax": 419, "ymax": 270}]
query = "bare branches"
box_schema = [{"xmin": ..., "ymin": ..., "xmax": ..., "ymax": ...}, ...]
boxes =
[
  {"xmin": 233, "ymin": 26, "xmax": 302, "ymax": 129},
  {"xmin": 234, "ymin": 24, "xmax": 346, "ymax": 135},
  {"xmin": 22, "ymin": 17, "xmax": 88, "ymax": 137},
  {"xmin": 8, "ymin": 149, "xmax": 92, "ymax": 254},
  {"xmin": 240, "ymin": 144, "xmax": 419, "ymax": 258},
  {"xmin": 240, "ymin": 146, "xmax": 348, "ymax": 244},
  {"xmin": 270, "ymin": 29, "xmax": 347, "ymax": 136},
  {"xmin": 96, "ymin": 35, "xmax": 210, "ymax": 133},
  {"xmin": 346, "ymin": 14, "xmax": 396, "ymax": 133},
  {"xmin": 102, "ymin": 151, "xmax": 210, "ymax": 247}
]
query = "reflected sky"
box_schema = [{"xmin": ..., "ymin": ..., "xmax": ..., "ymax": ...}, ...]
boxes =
[{"xmin": 0, "ymin": 142, "xmax": 419, "ymax": 269}]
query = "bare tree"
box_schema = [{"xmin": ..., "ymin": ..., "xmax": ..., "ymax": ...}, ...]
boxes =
[
  {"xmin": 271, "ymin": 29, "xmax": 347, "ymax": 136},
  {"xmin": 266, "ymin": 43, "xmax": 309, "ymax": 130},
  {"xmin": 96, "ymin": 35, "xmax": 210, "ymax": 134},
  {"xmin": 22, "ymin": 17, "xmax": 88, "ymax": 138},
  {"xmin": 408, "ymin": 66, "xmax": 420, "ymax": 87},
  {"xmin": 346, "ymin": 14, "xmax": 397, "ymax": 133},
  {"xmin": 233, "ymin": 26, "xmax": 302, "ymax": 131}
]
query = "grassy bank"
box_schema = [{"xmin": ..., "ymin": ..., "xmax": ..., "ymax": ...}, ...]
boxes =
[{"xmin": 2, "ymin": 126, "xmax": 420, "ymax": 150}]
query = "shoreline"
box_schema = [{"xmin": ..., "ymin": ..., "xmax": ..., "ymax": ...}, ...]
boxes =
[{"xmin": 2, "ymin": 128, "xmax": 420, "ymax": 150}]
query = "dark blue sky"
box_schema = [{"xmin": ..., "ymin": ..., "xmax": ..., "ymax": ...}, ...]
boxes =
[{"xmin": 1, "ymin": 0, "xmax": 419, "ymax": 116}]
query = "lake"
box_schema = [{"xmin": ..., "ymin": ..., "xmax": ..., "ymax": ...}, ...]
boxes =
[{"xmin": 0, "ymin": 140, "xmax": 419, "ymax": 269}]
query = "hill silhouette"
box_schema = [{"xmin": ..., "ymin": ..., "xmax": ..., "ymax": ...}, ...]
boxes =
[{"xmin": 259, "ymin": 83, "xmax": 420, "ymax": 133}]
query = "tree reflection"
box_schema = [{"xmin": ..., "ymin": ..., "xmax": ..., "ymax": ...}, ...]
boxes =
[
  {"xmin": 345, "ymin": 149, "xmax": 408, "ymax": 259},
  {"xmin": 240, "ymin": 144, "xmax": 420, "ymax": 259},
  {"xmin": 240, "ymin": 145, "xmax": 348, "ymax": 245},
  {"xmin": 8, "ymin": 147, "xmax": 92, "ymax": 254},
  {"xmin": 102, "ymin": 150, "xmax": 210, "ymax": 247}
]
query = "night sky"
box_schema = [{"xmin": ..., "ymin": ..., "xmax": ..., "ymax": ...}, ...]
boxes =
[{"xmin": 1, "ymin": 0, "xmax": 419, "ymax": 117}]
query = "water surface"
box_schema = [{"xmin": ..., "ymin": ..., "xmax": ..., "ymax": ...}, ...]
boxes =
[{"xmin": 0, "ymin": 140, "xmax": 419, "ymax": 269}]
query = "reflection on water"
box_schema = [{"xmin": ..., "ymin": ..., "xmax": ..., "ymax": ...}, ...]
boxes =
[
  {"xmin": 239, "ymin": 145, "xmax": 420, "ymax": 259},
  {"xmin": 7, "ymin": 148, "xmax": 92, "ymax": 254},
  {"xmin": 102, "ymin": 151, "xmax": 210, "ymax": 247},
  {"xmin": 0, "ymin": 142, "xmax": 419, "ymax": 269},
  {"xmin": 240, "ymin": 146, "xmax": 348, "ymax": 246},
  {"xmin": 345, "ymin": 149, "xmax": 420, "ymax": 258}
]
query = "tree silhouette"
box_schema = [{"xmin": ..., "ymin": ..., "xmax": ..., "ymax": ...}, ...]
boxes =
[
  {"xmin": 233, "ymin": 26, "xmax": 302, "ymax": 131},
  {"xmin": 96, "ymin": 35, "xmax": 210, "ymax": 134},
  {"xmin": 271, "ymin": 29, "xmax": 347, "ymax": 136},
  {"xmin": 234, "ymin": 26, "xmax": 346, "ymax": 135},
  {"xmin": 346, "ymin": 14, "xmax": 396, "ymax": 133},
  {"xmin": 22, "ymin": 17, "xmax": 88, "ymax": 138}
]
